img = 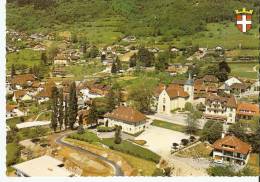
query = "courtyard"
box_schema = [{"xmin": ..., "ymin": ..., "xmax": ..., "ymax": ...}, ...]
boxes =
[{"xmin": 135, "ymin": 125, "xmax": 190, "ymax": 157}]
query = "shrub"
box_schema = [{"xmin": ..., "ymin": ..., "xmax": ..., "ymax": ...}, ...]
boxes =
[
  {"xmin": 97, "ymin": 126, "xmax": 115, "ymax": 132},
  {"xmin": 189, "ymin": 136, "xmax": 196, "ymax": 142},
  {"xmin": 181, "ymin": 139, "xmax": 189, "ymax": 146}
]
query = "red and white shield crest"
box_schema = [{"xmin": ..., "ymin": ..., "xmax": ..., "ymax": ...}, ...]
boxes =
[{"xmin": 235, "ymin": 8, "xmax": 253, "ymax": 33}]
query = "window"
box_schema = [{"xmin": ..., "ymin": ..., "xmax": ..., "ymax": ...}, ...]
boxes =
[
  {"xmin": 163, "ymin": 98, "xmax": 166, "ymax": 103},
  {"xmin": 229, "ymin": 113, "xmax": 232, "ymax": 117},
  {"xmin": 163, "ymin": 105, "xmax": 166, "ymax": 111}
]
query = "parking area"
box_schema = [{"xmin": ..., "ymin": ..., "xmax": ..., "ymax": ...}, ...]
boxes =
[{"xmin": 135, "ymin": 125, "xmax": 190, "ymax": 157}]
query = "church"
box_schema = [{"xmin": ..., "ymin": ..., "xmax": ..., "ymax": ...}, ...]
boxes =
[{"xmin": 157, "ymin": 75, "xmax": 194, "ymax": 115}]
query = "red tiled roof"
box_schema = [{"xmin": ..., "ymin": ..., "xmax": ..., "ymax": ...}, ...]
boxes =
[
  {"xmin": 10, "ymin": 74, "xmax": 36, "ymax": 85},
  {"xmin": 104, "ymin": 106, "xmax": 147, "ymax": 123},
  {"xmin": 166, "ymin": 84, "xmax": 189, "ymax": 99},
  {"xmin": 213, "ymin": 135, "xmax": 251, "ymax": 154},
  {"xmin": 13, "ymin": 90, "xmax": 27, "ymax": 98},
  {"xmin": 6, "ymin": 104, "xmax": 18, "ymax": 112},
  {"xmin": 237, "ymin": 102, "xmax": 259, "ymax": 116},
  {"xmin": 154, "ymin": 83, "xmax": 165, "ymax": 97},
  {"xmin": 202, "ymin": 75, "xmax": 219, "ymax": 83},
  {"xmin": 205, "ymin": 94, "xmax": 237, "ymax": 108}
]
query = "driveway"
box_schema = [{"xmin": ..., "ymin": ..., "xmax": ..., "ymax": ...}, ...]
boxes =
[
  {"xmin": 147, "ymin": 113, "xmax": 207, "ymax": 129},
  {"xmin": 55, "ymin": 132, "xmax": 124, "ymax": 176},
  {"xmin": 135, "ymin": 125, "xmax": 190, "ymax": 157}
]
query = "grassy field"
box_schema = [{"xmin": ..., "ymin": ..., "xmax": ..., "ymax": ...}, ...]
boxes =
[
  {"xmin": 246, "ymin": 153, "xmax": 260, "ymax": 175},
  {"xmin": 66, "ymin": 61, "xmax": 105, "ymax": 80},
  {"xmin": 229, "ymin": 62, "xmax": 258, "ymax": 79},
  {"xmin": 6, "ymin": 49, "xmax": 42, "ymax": 71},
  {"xmin": 175, "ymin": 142, "xmax": 213, "ymax": 159},
  {"xmin": 65, "ymin": 138, "xmax": 157, "ymax": 176},
  {"xmin": 6, "ymin": 143, "xmax": 21, "ymax": 167},
  {"xmin": 151, "ymin": 120, "xmax": 186, "ymax": 133},
  {"xmin": 170, "ymin": 23, "xmax": 259, "ymax": 49},
  {"xmin": 225, "ymin": 50, "xmax": 259, "ymax": 58},
  {"xmin": 68, "ymin": 131, "xmax": 101, "ymax": 144}
]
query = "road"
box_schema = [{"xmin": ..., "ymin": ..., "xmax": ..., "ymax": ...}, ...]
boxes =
[
  {"xmin": 147, "ymin": 113, "xmax": 207, "ymax": 129},
  {"xmin": 55, "ymin": 132, "xmax": 124, "ymax": 176}
]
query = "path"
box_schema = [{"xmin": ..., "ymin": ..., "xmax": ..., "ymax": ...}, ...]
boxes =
[{"xmin": 55, "ymin": 132, "xmax": 124, "ymax": 176}]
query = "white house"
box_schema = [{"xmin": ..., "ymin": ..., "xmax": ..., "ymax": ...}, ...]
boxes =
[
  {"xmin": 104, "ymin": 106, "xmax": 148, "ymax": 135},
  {"xmin": 203, "ymin": 94, "xmax": 237, "ymax": 124},
  {"xmin": 6, "ymin": 104, "xmax": 25, "ymax": 119},
  {"xmin": 213, "ymin": 135, "xmax": 251, "ymax": 165},
  {"xmin": 12, "ymin": 155, "xmax": 74, "ymax": 177},
  {"xmin": 157, "ymin": 75, "xmax": 194, "ymax": 115}
]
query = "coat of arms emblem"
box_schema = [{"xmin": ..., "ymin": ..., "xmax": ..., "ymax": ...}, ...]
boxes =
[{"xmin": 235, "ymin": 8, "xmax": 253, "ymax": 33}]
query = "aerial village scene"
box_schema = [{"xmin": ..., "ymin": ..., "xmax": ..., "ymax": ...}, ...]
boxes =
[{"xmin": 5, "ymin": 0, "xmax": 260, "ymax": 177}]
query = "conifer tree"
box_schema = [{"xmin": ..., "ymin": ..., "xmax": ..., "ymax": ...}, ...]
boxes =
[
  {"xmin": 87, "ymin": 101, "xmax": 98, "ymax": 126},
  {"xmin": 114, "ymin": 126, "xmax": 122, "ymax": 144},
  {"xmin": 41, "ymin": 52, "xmax": 48, "ymax": 65},
  {"xmin": 111, "ymin": 61, "xmax": 117, "ymax": 73},
  {"xmin": 50, "ymin": 87, "xmax": 59, "ymax": 132},
  {"xmin": 68, "ymin": 82, "xmax": 78, "ymax": 129},
  {"xmin": 115, "ymin": 56, "xmax": 122, "ymax": 71},
  {"xmin": 58, "ymin": 88, "xmax": 64, "ymax": 131},
  {"xmin": 64, "ymin": 96, "xmax": 69, "ymax": 130},
  {"xmin": 11, "ymin": 64, "xmax": 16, "ymax": 78}
]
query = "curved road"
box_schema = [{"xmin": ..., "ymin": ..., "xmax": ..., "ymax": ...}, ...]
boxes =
[{"xmin": 55, "ymin": 132, "xmax": 124, "ymax": 176}]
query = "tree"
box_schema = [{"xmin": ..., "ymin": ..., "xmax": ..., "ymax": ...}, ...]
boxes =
[
  {"xmin": 68, "ymin": 82, "xmax": 78, "ymax": 130},
  {"xmin": 115, "ymin": 56, "xmax": 122, "ymax": 71},
  {"xmin": 41, "ymin": 52, "xmax": 48, "ymax": 65},
  {"xmin": 129, "ymin": 53, "xmax": 137, "ymax": 67},
  {"xmin": 172, "ymin": 143, "xmax": 179, "ymax": 149},
  {"xmin": 207, "ymin": 166, "xmax": 236, "ymax": 176},
  {"xmin": 77, "ymin": 114, "xmax": 84, "ymax": 134},
  {"xmin": 111, "ymin": 61, "xmax": 117, "ymax": 73},
  {"xmin": 11, "ymin": 64, "xmax": 16, "ymax": 78},
  {"xmin": 181, "ymin": 139, "xmax": 189, "ymax": 146},
  {"xmin": 137, "ymin": 47, "xmax": 155, "ymax": 67},
  {"xmin": 58, "ymin": 89, "xmax": 64, "ymax": 131},
  {"xmin": 155, "ymin": 52, "xmax": 168, "ymax": 72},
  {"xmin": 216, "ymin": 61, "xmax": 231, "ymax": 82},
  {"xmin": 106, "ymin": 89, "xmax": 116, "ymax": 112},
  {"xmin": 71, "ymin": 32, "xmax": 78, "ymax": 43},
  {"xmin": 47, "ymin": 43, "xmax": 58, "ymax": 61},
  {"xmin": 184, "ymin": 102, "xmax": 194, "ymax": 112},
  {"xmin": 128, "ymin": 80, "xmax": 155, "ymax": 113},
  {"xmin": 50, "ymin": 86, "xmax": 59, "ymax": 132},
  {"xmin": 64, "ymin": 96, "xmax": 69, "ymax": 130},
  {"xmin": 228, "ymin": 122, "xmax": 247, "ymax": 141},
  {"xmin": 89, "ymin": 46, "xmax": 99, "ymax": 58},
  {"xmin": 87, "ymin": 101, "xmax": 98, "ymax": 126},
  {"xmin": 114, "ymin": 125, "xmax": 122, "ymax": 144},
  {"xmin": 201, "ymin": 120, "xmax": 223, "ymax": 143},
  {"xmin": 185, "ymin": 112, "xmax": 199, "ymax": 135}
]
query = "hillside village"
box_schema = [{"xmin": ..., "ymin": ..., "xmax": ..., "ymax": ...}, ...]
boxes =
[{"xmin": 6, "ymin": 0, "xmax": 260, "ymax": 178}]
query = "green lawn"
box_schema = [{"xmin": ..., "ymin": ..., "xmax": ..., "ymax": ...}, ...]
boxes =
[
  {"xmin": 66, "ymin": 60, "xmax": 105, "ymax": 80},
  {"xmin": 170, "ymin": 23, "xmax": 259, "ymax": 49},
  {"xmin": 6, "ymin": 143, "xmax": 21, "ymax": 166},
  {"xmin": 226, "ymin": 49, "xmax": 259, "ymax": 58},
  {"xmin": 175, "ymin": 142, "xmax": 213, "ymax": 158},
  {"xmin": 229, "ymin": 62, "xmax": 258, "ymax": 79},
  {"xmin": 246, "ymin": 153, "xmax": 259, "ymax": 175},
  {"xmin": 152, "ymin": 120, "xmax": 202, "ymax": 136},
  {"xmin": 68, "ymin": 130, "xmax": 101, "ymax": 144},
  {"xmin": 6, "ymin": 49, "xmax": 42, "ymax": 71},
  {"xmin": 152, "ymin": 120, "xmax": 186, "ymax": 133},
  {"xmin": 101, "ymin": 138, "xmax": 160, "ymax": 163}
]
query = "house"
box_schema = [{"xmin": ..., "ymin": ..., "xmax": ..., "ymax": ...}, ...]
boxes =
[
  {"xmin": 36, "ymin": 81, "xmax": 56, "ymax": 103},
  {"xmin": 12, "ymin": 90, "xmax": 28, "ymax": 102},
  {"xmin": 10, "ymin": 74, "xmax": 37, "ymax": 89},
  {"xmin": 203, "ymin": 94, "xmax": 237, "ymax": 124},
  {"xmin": 201, "ymin": 75, "xmax": 219, "ymax": 85},
  {"xmin": 53, "ymin": 54, "xmax": 68, "ymax": 66},
  {"xmin": 21, "ymin": 93, "xmax": 33, "ymax": 102},
  {"xmin": 229, "ymin": 83, "xmax": 250, "ymax": 97},
  {"xmin": 12, "ymin": 155, "xmax": 74, "ymax": 177},
  {"xmin": 6, "ymin": 104, "xmax": 25, "ymax": 118},
  {"xmin": 236, "ymin": 102, "xmax": 259, "ymax": 120},
  {"xmin": 212, "ymin": 135, "xmax": 251, "ymax": 165},
  {"xmin": 157, "ymin": 75, "xmax": 194, "ymax": 114},
  {"xmin": 104, "ymin": 106, "xmax": 148, "ymax": 135}
]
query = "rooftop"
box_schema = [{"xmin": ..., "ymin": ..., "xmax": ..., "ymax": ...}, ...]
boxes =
[{"xmin": 12, "ymin": 155, "xmax": 74, "ymax": 177}]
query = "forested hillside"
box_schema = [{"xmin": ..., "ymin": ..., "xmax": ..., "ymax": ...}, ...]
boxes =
[{"xmin": 7, "ymin": 0, "xmax": 259, "ymax": 46}]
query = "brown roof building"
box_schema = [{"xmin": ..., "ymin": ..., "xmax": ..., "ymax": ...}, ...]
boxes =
[
  {"xmin": 104, "ymin": 106, "xmax": 148, "ymax": 135},
  {"xmin": 212, "ymin": 135, "xmax": 251, "ymax": 165},
  {"xmin": 165, "ymin": 84, "xmax": 189, "ymax": 99},
  {"xmin": 236, "ymin": 102, "xmax": 259, "ymax": 120},
  {"xmin": 10, "ymin": 74, "xmax": 37, "ymax": 88}
]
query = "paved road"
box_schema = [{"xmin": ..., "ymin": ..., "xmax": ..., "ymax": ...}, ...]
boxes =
[{"xmin": 55, "ymin": 132, "xmax": 124, "ymax": 176}]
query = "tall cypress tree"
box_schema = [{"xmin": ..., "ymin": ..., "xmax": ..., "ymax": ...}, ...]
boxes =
[
  {"xmin": 115, "ymin": 56, "xmax": 122, "ymax": 72},
  {"xmin": 111, "ymin": 61, "xmax": 117, "ymax": 73},
  {"xmin": 64, "ymin": 96, "xmax": 69, "ymax": 130},
  {"xmin": 11, "ymin": 64, "xmax": 16, "ymax": 78},
  {"xmin": 51, "ymin": 87, "xmax": 59, "ymax": 132},
  {"xmin": 58, "ymin": 88, "xmax": 64, "ymax": 131},
  {"xmin": 68, "ymin": 82, "xmax": 78, "ymax": 129},
  {"xmin": 87, "ymin": 101, "xmax": 98, "ymax": 126},
  {"xmin": 41, "ymin": 52, "xmax": 48, "ymax": 65}
]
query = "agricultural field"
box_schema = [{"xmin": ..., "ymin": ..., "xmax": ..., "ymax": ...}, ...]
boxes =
[
  {"xmin": 6, "ymin": 49, "xmax": 42, "ymax": 71},
  {"xmin": 228, "ymin": 62, "xmax": 258, "ymax": 79}
]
